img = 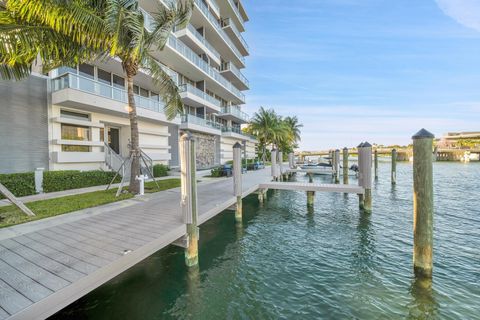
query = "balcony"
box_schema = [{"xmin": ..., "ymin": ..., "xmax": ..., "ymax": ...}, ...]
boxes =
[
  {"xmin": 206, "ymin": 0, "xmax": 220, "ymax": 18},
  {"xmin": 225, "ymin": 0, "xmax": 245, "ymax": 30},
  {"xmin": 51, "ymin": 72, "xmax": 176, "ymax": 124},
  {"xmin": 179, "ymin": 83, "xmax": 222, "ymax": 113},
  {"xmin": 193, "ymin": 0, "xmax": 246, "ymax": 68},
  {"xmin": 221, "ymin": 126, "xmax": 257, "ymax": 142},
  {"xmin": 180, "ymin": 114, "xmax": 222, "ymax": 135},
  {"xmin": 219, "ymin": 106, "xmax": 249, "ymax": 124},
  {"xmin": 220, "ymin": 62, "xmax": 249, "ymax": 90},
  {"xmin": 222, "ymin": 18, "xmax": 249, "ymax": 56},
  {"xmin": 175, "ymin": 24, "xmax": 221, "ymax": 67}
]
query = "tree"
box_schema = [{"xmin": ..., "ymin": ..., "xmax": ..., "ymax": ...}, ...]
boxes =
[
  {"xmin": 247, "ymin": 107, "xmax": 302, "ymax": 161},
  {"xmin": 0, "ymin": 0, "xmax": 193, "ymax": 194}
]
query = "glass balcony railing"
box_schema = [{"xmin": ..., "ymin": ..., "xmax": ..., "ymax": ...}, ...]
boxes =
[
  {"xmin": 186, "ymin": 24, "xmax": 221, "ymax": 61},
  {"xmin": 167, "ymin": 35, "xmax": 245, "ymax": 102},
  {"xmin": 221, "ymin": 62, "xmax": 249, "ymax": 88},
  {"xmin": 221, "ymin": 106, "xmax": 249, "ymax": 122},
  {"xmin": 180, "ymin": 83, "xmax": 222, "ymax": 108},
  {"xmin": 226, "ymin": 0, "xmax": 245, "ymax": 26},
  {"xmin": 208, "ymin": 0, "xmax": 220, "ymax": 15},
  {"xmin": 222, "ymin": 126, "xmax": 256, "ymax": 140},
  {"xmin": 142, "ymin": 7, "xmax": 245, "ymax": 102},
  {"xmin": 52, "ymin": 72, "xmax": 165, "ymax": 114},
  {"xmin": 181, "ymin": 114, "xmax": 222, "ymax": 130},
  {"xmin": 194, "ymin": 0, "xmax": 246, "ymax": 64},
  {"xmin": 222, "ymin": 18, "xmax": 249, "ymax": 52}
]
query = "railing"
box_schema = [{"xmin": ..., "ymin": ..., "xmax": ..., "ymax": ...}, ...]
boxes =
[
  {"xmin": 186, "ymin": 24, "xmax": 221, "ymax": 61},
  {"xmin": 104, "ymin": 143, "xmax": 127, "ymax": 178},
  {"xmin": 208, "ymin": 0, "xmax": 220, "ymax": 14},
  {"xmin": 221, "ymin": 62, "xmax": 249, "ymax": 88},
  {"xmin": 181, "ymin": 114, "xmax": 222, "ymax": 130},
  {"xmin": 180, "ymin": 83, "xmax": 222, "ymax": 108},
  {"xmin": 226, "ymin": 0, "xmax": 245, "ymax": 26},
  {"xmin": 222, "ymin": 18, "xmax": 248, "ymax": 52},
  {"xmin": 167, "ymin": 35, "xmax": 245, "ymax": 102},
  {"xmin": 221, "ymin": 105, "xmax": 249, "ymax": 122},
  {"xmin": 52, "ymin": 72, "xmax": 165, "ymax": 114},
  {"xmin": 222, "ymin": 126, "xmax": 256, "ymax": 140},
  {"xmin": 140, "ymin": 149, "xmax": 154, "ymax": 178},
  {"xmin": 141, "ymin": 7, "xmax": 245, "ymax": 102},
  {"xmin": 194, "ymin": 0, "xmax": 245, "ymax": 64}
]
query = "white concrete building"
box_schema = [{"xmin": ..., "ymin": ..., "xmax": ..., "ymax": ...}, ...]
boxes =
[{"xmin": 0, "ymin": 0, "xmax": 256, "ymax": 173}]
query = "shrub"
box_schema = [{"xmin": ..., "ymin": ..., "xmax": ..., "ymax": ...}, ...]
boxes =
[
  {"xmin": 43, "ymin": 170, "xmax": 121, "ymax": 193},
  {"xmin": 0, "ymin": 172, "xmax": 36, "ymax": 198},
  {"xmin": 153, "ymin": 164, "xmax": 170, "ymax": 177},
  {"xmin": 210, "ymin": 167, "xmax": 223, "ymax": 177}
]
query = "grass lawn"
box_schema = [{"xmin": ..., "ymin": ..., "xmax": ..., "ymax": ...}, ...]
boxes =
[{"xmin": 0, "ymin": 178, "xmax": 181, "ymax": 228}]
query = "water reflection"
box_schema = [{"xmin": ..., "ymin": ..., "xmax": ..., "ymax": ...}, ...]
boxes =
[
  {"xmin": 408, "ymin": 277, "xmax": 438, "ymax": 320},
  {"xmin": 352, "ymin": 212, "xmax": 376, "ymax": 280},
  {"xmin": 186, "ymin": 265, "xmax": 201, "ymax": 316}
]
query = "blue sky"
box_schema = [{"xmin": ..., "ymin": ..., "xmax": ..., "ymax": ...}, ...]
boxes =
[{"xmin": 242, "ymin": 0, "xmax": 480, "ymax": 150}]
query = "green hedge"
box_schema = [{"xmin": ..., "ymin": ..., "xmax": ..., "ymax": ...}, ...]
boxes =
[
  {"xmin": 210, "ymin": 167, "xmax": 222, "ymax": 177},
  {"xmin": 43, "ymin": 171, "xmax": 121, "ymax": 193},
  {"xmin": 153, "ymin": 164, "xmax": 170, "ymax": 177},
  {"xmin": 0, "ymin": 172, "xmax": 36, "ymax": 198}
]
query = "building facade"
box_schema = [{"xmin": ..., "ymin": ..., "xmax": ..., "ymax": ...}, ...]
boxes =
[{"xmin": 0, "ymin": 0, "xmax": 256, "ymax": 174}]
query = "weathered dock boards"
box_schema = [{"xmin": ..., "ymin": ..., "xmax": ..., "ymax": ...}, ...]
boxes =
[
  {"xmin": 259, "ymin": 181, "xmax": 364, "ymax": 194},
  {"xmin": 0, "ymin": 169, "xmax": 272, "ymax": 320}
]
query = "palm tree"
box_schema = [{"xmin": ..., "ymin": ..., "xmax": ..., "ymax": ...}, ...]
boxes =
[
  {"xmin": 284, "ymin": 116, "xmax": 303, "ymax": 146},
  {"xmin": 0, "ymin": 0, "xmax": 193, "ymax": 194}
]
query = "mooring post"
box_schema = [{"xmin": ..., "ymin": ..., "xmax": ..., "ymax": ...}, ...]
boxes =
[
  {"xmin": 233, "ymin": 142, "xmax": 243, "ymax": 223},
  {"xmin": 412, "ymin": 129, "xmax": 435, "ymax": 278},
  {"xmin": 343, "ymin": 148, "xmax": 349, "ymax": 184},
  {"xmin": 392, "ymin": 148, "xmax": 397, "ymax": 185},
  {"xmin": 334, "ymin": 149, "xmax": 340, "ymax": 184},
  {"xmin": 307, "ymin": 173, "xmax": 315, "ymax": 207},
  {"xmin": 278, "ymin": 150, "xmax": 284, "ymax": 181},
  {"xmin": 374, "ymin": 150, "xmax": 379, "ymax": 180},
  {"xmin": 271, "ymin": 148, "xmax": 278, "ymax": 181},
  {"xmin": 357, "ymin": 142, "xmax": 365, "ymax": 209},
  {"xmin": 362, "ymin": 142, "xmax": 373, "ymax": 213},
  {"xmin": 180, "ymin": 133, "xmax": 199, "ymax": 267}
]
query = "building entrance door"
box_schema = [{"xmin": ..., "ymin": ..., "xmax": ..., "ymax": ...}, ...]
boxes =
[{"xmin": 108, "ymin": 128, "xmax": 120, "ymax": 154}]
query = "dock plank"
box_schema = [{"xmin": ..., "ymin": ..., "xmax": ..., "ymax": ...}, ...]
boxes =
[
  {"xmin": 0, "ymin": 280, "xmax": 31, "ymax": 316},
  {"xmin": 259, "ymin": 181, "xmax": 365, "ymax": 194},
  {"xmin": 0, "ymin": 246, "xmax": 70, "ymax": 291},
  {"xmin": 0, "ymin": 260, "xmax": 52, "ymax": 302}
]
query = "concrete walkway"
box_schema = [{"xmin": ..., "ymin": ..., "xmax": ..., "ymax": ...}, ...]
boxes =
[{"xmin": 0, "ymin": 168, "xmax": 272, "ymax": 320}]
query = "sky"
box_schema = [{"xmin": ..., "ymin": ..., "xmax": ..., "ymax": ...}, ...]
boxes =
[{"xmin": 241, "ymin": 0, "xmax": 480, "ymax": 150}]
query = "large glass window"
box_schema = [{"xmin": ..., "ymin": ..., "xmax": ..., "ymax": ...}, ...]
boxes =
[
  {"xmin": 113, "ymin": 74, "xmax": 125, "ymax": 89},
  {"xmin": 97, "ymin": 69, "xmax": 111, "ymax": 85},
  {"xmin": 79, "ymin": 64, "xmax": 94, "ymax": 78},
  {"xmin": 61, "ymin": 124, "xmax": 91, "ymax": 152},
  {"xmin": 140, "ymin": 87, "xmax": 149, "ymax": 98},
  {"xmin": 60, "ymin": 110, "xmax": 89, "ymax": 120}
]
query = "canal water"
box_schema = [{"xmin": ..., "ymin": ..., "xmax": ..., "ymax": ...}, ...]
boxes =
[{"xmin": 51, "ymin": 162, "xmax": 480, "ymax": 319}]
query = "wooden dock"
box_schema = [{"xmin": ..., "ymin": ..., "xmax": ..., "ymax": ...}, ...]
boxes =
[
  {"xmin": 259, "ymin": 181, "xmax": 364, "ymax": 194},
  {"xmin": 0, "ymin": 167, "xmax": 363, "ymax": 319}
]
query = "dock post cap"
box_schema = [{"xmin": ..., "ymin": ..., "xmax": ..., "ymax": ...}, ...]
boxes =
[
  {"xmin": 343, "ymin": 147, "xmax": 348, "ymax": 150},
  {"xmin": 412, "ymin": 128, "xmax": 435, "ymax": 140},
  {"xmin": 392, "ymin": 148, "xmax": 397, "ymax": 151},
  {"xmin": 363, "ymin": 142, "xmax": 372, "ymax": 148},
  {"xmin": 357, "ymin": 142, "xmax": 365, "ymax": 148},
  {"xmin": 233, "ymin": 142, "xmax": 242, "ymax": 149},
  {"xmin": 335, "ymin": 149, "xmax": 340, "ymax": 152}
]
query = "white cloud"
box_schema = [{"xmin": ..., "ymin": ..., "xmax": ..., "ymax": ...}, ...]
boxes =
[{"xmin": 436, "ymin": 0, "xmax": 480, "ymax": 32}]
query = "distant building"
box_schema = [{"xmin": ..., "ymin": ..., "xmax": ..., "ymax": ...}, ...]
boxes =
[{"xmin": 437, "ymin": 132, "xmax": 480, "ymax": 149}]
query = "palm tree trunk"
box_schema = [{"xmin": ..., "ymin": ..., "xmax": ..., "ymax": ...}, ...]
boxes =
[{"xmin": 125, "ymin": 63, "xmax": 141, "ymax": 194}]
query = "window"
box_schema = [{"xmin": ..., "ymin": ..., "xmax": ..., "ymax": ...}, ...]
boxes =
[
  {"xmin": 140, "ymin": 87, "xmax": 149, "ymax": 98},
  {"xmin": 113, "ymin": 75, "xmax": 125, "ymax": 89},
  {"xmin": 61, "ymin": 124, "xmax": 91, "ymax": 152},
  {"xmin": 60, "ymin": 110, "xmax": 89, "ymax": 120},
  {"xmin": 133, "ymin": 85, "xmax": 139, "ymax": 95},
  {"xmin": 79, "ymin": 64, "xmax": 94, "ymax": 78},
  {"xmin": 97, "ymin": 69, "xmax": 111, "ymax": 85},
  {"xmin": 151, "ymin": 92, "xmax": 159, "ymax": 101}
]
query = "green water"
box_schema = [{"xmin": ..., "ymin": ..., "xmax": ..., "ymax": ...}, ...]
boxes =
[{"xmin": 51, "ymin": 162, "xmax": 480, "ymax": 319}]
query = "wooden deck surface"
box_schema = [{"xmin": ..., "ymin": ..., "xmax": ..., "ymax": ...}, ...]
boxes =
[
  {"xmin": 0, "ymin": 168, "xmax": 362, "ymax": 319},
  {"xmin": 259, "ymin": 181, "xmax": 364, "ymax": 194}
]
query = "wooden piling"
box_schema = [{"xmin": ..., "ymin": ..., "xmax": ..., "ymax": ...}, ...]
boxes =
[
  {"xmin": 412, "ymin": 129, "xmax": 435, "ymax": 278},
  {"xmin": 357, "ymin": 142, "xmax": 365, "ymax": 209},
  {"xmin": 180, "ymin": 132, "xmax": 199, "ymax": 267},
  {"xmin": 362, "ymin": 142, "xmax": 373, "ymax": 213},
  {"xmin": 307, "ymin": 173, "xmax": 315, "ymax": 206},
  {"xmin": 271, "ymin": 148, "xmax": 278, "ymax": 181},
  {"xmin": 343, "ymin": 147, "xmax": 349, "ymax": 184},
  {"xmin": 374, "ymin": 149, "xmax": 379, "ymax": 180},
  {"xmin": 392, "ymin": 148, "xmax": 397, "ymax": 185},
  {"xmin": 334, "ymin": 149, "xmax": 340, "ymax": 184},
  {"xmin": 233, "ymin": 142, "xmax": 243, "ymax": 223},
  {"xmin": 288, "ymin": 153, "xmax": 294, "ymax": 169},
  {"xmin": 278, "ymin": 151, "xmax": 284, "ymax": 181}
]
